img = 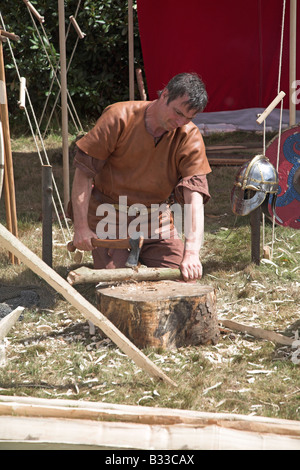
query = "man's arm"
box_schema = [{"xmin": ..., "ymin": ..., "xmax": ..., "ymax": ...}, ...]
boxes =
[
  {"xmin": 180, "ymin": 187, "xmax": 204, "ymax": 281},
  {"xmin": 71, "ymin": 167, "xmax": 97, "ymax": 251}
]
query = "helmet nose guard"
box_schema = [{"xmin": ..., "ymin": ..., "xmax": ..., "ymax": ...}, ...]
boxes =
[{"xmin": 230, "ymin": 155, "xmax": 279, "ymax": 216}]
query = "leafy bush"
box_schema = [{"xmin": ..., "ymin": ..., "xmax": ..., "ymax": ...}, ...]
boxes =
[{"xmin": 0, "ymin": 0, "xmax": 144, "ymax": 133}]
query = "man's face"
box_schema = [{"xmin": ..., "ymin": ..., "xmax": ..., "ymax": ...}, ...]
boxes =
[{"xmin": 158, "ymin": 90, "xmax": 198, "ymax": 131}]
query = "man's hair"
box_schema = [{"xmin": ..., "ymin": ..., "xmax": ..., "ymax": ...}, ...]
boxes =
[{"xmin": 162, "ymin": 73, "xmax": 208, "ymax": 112}]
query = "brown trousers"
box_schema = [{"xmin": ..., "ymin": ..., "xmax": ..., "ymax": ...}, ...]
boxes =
[{"xmin": 92, "ymin": 235, "xmax": 184, "ymax": 269}]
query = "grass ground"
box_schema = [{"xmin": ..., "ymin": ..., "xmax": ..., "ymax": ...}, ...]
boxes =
[{"xmin": 0, "ymin": 131, "xmax": 299, "ymax": 421}]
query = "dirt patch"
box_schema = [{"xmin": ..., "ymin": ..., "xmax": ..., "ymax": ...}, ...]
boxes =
[{"xmin": 0, "ymin": 284, "xmax": 55, "ymax": 319}]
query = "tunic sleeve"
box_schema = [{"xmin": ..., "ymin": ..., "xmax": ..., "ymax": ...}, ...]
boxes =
[
  {"xmin": 75, "ymin": 104, "xmax": 124, "ymax": 160},
  {"xmin": 73, "ymin": 147, "xmax": 106, "ymax": 178},
  {"xmin": 176, "ymin": 125, "xmax": 211, "ymax": 178},
  {"xmin": 174, "ymin": 174, "xmax": 211, "ymax": 204}
]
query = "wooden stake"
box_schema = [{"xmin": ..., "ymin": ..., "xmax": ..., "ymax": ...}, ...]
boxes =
[
  {"xmin": 250, "ymin": 206, "xmax": 261, "ymax": 265},
  {"xmin": 22, "ymin": 0, "xmax": 45, "ymax": 24},
  {"xmin": 69, "ymin": 16, "xmax": 86, "ymax": 39},
  {"xmin": 0, "ymin": 223, "xmax": 177, "ymax": 387},
  {"xmin": 256, "ymin": 91, "xmax": 286, "ymax": 125},
  {"xmin": 18, "ymin": 77, "xmax": 26, "ymax": 110}
]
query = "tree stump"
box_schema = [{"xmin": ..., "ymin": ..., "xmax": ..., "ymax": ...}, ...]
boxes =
[{"xmin": 96, "ymin": 281, "xmax": 219, "ymax": 350}]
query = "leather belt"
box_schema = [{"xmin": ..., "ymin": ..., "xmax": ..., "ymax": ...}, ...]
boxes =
[{"xmin": 112, "ymin": 203, "xmax": 161, "ymax": 215}]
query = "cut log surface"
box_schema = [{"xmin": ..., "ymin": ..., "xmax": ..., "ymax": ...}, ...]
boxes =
[{"xmin": 97, "ymin": 281, "xmax": 219, "ymax": 349}]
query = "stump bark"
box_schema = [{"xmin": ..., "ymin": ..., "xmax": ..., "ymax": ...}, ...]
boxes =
[{"xmin": 96, "ymin": 281, "xmax": 219, "ymax": 349}]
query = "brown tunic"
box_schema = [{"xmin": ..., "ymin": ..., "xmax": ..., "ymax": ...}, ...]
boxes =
[
  {"xmin": 75, "ymin": 101, "xmax": 211, "ymax": 209},
  {"xmin": 73, "ymin": 101, "xmax": 211, "ymax": 268}
]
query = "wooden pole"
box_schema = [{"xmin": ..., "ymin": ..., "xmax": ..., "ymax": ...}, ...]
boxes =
[
  {"xmin": 0, "ymin": 121, "xmax": 4, "ymax": 201},
  {"xmin": 0, "ymin": 223, "xmax": 177, "ymax": 387},
  {"xmin": 42, "ymin": 165, "xmax": 53, "ymax": 267},
  {"xmin": 58, "ymin": 0, "xmax": 70, "ymax": 209},
  {"xmin": 0, "ymin": 36, "xmax": 19, "ymax": 264},
  {"xmin": 128, "ymin": 0, "xmax": 134, "ymax": 100},
  {"xmin": 289, "ymin": 0, "xmax": 297, "ymax": 126},
  {"xmin": 250, "ymin": 206, "xmax": 261, "ymax": 265}
]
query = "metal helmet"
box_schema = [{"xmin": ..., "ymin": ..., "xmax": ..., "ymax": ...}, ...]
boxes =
[{"xmin": 230, "ymin": 154, "xmax": 279, "ymax": 216}]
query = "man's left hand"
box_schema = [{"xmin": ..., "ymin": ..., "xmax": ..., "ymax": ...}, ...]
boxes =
[{"xmin": 180, "ymin": 249, "xmax": 203, "ymax": 281}]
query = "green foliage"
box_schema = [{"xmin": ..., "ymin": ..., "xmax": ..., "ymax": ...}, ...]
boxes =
[{"xmin": 0, "ymin": 0, "xmax": 144, "ymax": 132}]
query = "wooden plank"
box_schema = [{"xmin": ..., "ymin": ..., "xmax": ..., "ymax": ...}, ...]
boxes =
[
  {"xmin": 0, "ymin": 415, "xmax": 299, "ymax": 450},
  {"xmin": 207, "ymin": 157, "xmax": 249, "ymax": 166},
  {"xmin": 0, "ymin": 306, "xmax": 24, "ymax": 341},
  {"xmin": 0, "ymin": 396, "xmax": 300, "ymax": 449},
  {"xmin": 220, "ymin": 319, "xmax": 294, "ymax": 346},
  {"xmin": 2, "ymin": 396, "xmax": 300, "ymax": 437},
  {"xmin": 0, "ymin": 223, "xmax": 177, "ymax": 387},
  {"xmin": 206, "ymin": 144, "xmax": 261, "ymax": 152}
]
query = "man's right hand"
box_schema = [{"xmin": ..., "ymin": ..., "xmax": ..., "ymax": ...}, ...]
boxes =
[{"xmin": 73, "ymin": 227, "xmax": 97, "ymax": 251}]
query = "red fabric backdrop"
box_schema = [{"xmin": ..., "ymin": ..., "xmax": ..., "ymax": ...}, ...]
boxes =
[{"xmin": 137, "ymin": 0, "xmax": 300, "ymax": 112}]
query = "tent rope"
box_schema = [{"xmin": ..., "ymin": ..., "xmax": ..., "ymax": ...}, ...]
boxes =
[
  {"xmin": 39, "ymin": 0, "xmax": 84, "ymax": 135},
  {"xmin": 271, "ymin": 0, "xmax": 286, "ymax": 258},
  {"xmin": 24, "ymin": 4, "xmax": 83, "ymax": 134},
  {"xmin": 262, "ymin": 0, "xmax": 286, "ymax": 259},
  {"xmin": 0, "ymin": 13, "xmax": 72, "ymax": 249}
]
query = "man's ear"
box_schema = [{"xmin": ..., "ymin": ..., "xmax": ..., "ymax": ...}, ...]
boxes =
[{"xmin": 161, "ymin": 88, "xmax": 169, "ymax": 100}]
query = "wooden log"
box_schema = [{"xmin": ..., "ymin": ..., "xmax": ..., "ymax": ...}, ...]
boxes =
[
  {"xmin": 0, "ymin": 306, "xmax": 24, "ymax": 341},
  {"xmin": 67, "ymin": 266, "xmax": 183, "ymax": 285},
  {"xmin": 219, "ymin": 319, "xmax": 295, "ymax": 346},
  {"xmin": 0, "ymin": 223, "xmax": 177, "ymax": 387},
  {"xmin": 97, "ymin": 281, "xmax": 219, "ymax": 349}
]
